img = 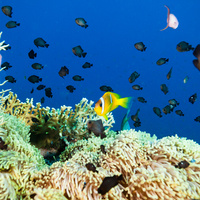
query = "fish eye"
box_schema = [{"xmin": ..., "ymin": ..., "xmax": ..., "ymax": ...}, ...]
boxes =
[{"xmin": 100, "ymin": 103, "xmax": 102, "ymax": 107}]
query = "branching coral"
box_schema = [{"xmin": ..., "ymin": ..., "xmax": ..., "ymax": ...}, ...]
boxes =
[
  {"xmin": 0, "ymin": 32, "xmax": 9, "ymax": 51},
  {"xmin": 0, "ymin": 92, "xmax": 115, "ymax": 153}
]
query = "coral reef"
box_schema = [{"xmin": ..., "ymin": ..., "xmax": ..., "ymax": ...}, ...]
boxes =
[
  {"xmin": 0, "ymin": 92, "xmax": 115, "ymax": 156},
  {"xmin": 0, "ymin": 32, "xmax": 9, "ymax": 51},
  {"xmin": 0, "ymin": 103, "xmax": 200, "ymax": 199}
]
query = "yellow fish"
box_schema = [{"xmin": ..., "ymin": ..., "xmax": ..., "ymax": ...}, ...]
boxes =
[{"xmin": 94, "ymin": 92, "xmax": 133, "ymax": 120}]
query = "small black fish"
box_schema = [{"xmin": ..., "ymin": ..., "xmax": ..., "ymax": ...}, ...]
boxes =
[
  {"xmin": 175, "ymin": 110, "xmax": 184, "ymax": 116},
  {"xmin": 75, "ymin": 18, "xmax": 88, "ymax": 28},
  {"xmin": 58, "ymin": 66, "xmax": 69, "ymax": 78},
  {"xmin": 128, "ymin": 71, "xmax": 140, "ymax": 83},
  {"xmin": 156, "ymin": 58, "xmax": 169, "ymax": 65},
  {"xmin": 98, "ymin": 175, "xmax": 123, "ymax": 195},
  {"xmin": 85, "ymin": 163, "xmax": 98, "ymax": 173},
  {"xmin": 34, "ymin": 38, "xmax": 49, "ymax": 48},
  {"xmin": 160, "ymin": 84, "xmax": 168, "ymax": 95},
  {"xmin": 87, "ymin": 119, "xmax": 106, "ymax": 139},
  {"xmin": 41, "ymin": 97, "xmax": 45, "ymax": 104},
  {"xmin": 100, "ymin": 85, "xmax": 113, "ymax": 92},
  {"xmin": 175, "ymin": 160, "xmax": 190, "ymax": 169},
  {"xmin": 133, "ymin": 121, "xmax": 141, "ymax": 127},
  {"xmin": 66, "ymin": 85, "xmax": 76, "ymax": 93},
  {"xmin": 2, "ymin": 6, "xmax": 12, "ymax": 17},
  {"xmin": 134, "ymin": 42, "xmax": 147, "ymax": 51},
  {"xmin": 1, "ymin": 62, "xmax": 12, "ymax": 70},
  {"xmin": 37, "ymin": 85, "xmax": 46, "ymax": 90},
  {"xmin": 72, "ymin": 45, "xmax": 87, "ymax": 57},
  {"xmin": 132, "ymin": 85, "xmax": 143, "ymax": 90},
  {"xmin": 45, "ymin": 88, "xmax": 53, "ymax": 98},
  {"xmin": 6, "ymin": 21, "xmax": 20, "ymax": 28},
  {"xmin": 166, "ymin": 67, "xmax": 172, "ymax": 80},
  {"xmin": 5, "ymin": 75, "xmax": 16, "ymax": 83},
  {"xmin": 72, "ymin": 75, "xmax": 84, "ymax": 81},
  {"xmin": 137, "ymin": 97, "xmax": 147, "ymax": 103},
  {"xmin": 31, "ymin": 63, "xmax": 44, "ymax": 70},
  {"xmin": 193, "ymin": 44, "xmax": 200, "ymax": 71},
  {"xmin": 189, "ymin": 93, "xmax": 197, "ymax": 104},
  {"xmin": 153, "ymin": 107, "xmax": 162, "ymax": 118},
  {"xmin": 131, "ymin": 109, "xmax": 140, "ymax": 123},
  {"xmin": 168, "ymin": 99, "xmax": 179, "ymax": 107},
  {"xmin": 100, "ymin": 145, "xmax": 106, "ymax": 154},
  {"xmin": 176, "ymin": 41, "xmax": 194, "ymax": 52},
  {"xmin": 194, "ymin": 116, "xmax": 200, "ymax": 122},
  {"xmin": 28, "ymin": 50, "xmax": 37, "ymax": 59},
  {"xmin": 30, "ymin": 88, "xmax": 34, "ymax": 93},
  {"xmin": 28, "ymin": 75, "xmax": 42, "ymax": 84},
  {"xmin": 162, "ymin": 105, "xmax": 174, "ymax": 115},
  {"xmin": 82, "ymin": 62, "xmax": 93, "ymax": 69}
]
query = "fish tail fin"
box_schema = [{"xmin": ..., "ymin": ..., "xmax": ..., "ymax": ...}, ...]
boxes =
[
  {"xmin": 144, "ymin": 47, "xmax": 147, "ymax": 51},
  {"xmin": 45, "ymin": 44, "xmax": 49, "ymax": 48},
  {"xmin": 85, "ymin": 25, "xmax": 89, "ymax": 28},
  {"xmin": 160, "ymin": 25, "xmax": 168, "ymax": 31},
  {"xmin": 118, "ymin": 97, "xmax": 133, "ymax": 109},
  {"xmin": 190, "ymin": 45, "xmax": 194, "ymax": 50},
  {"xmin": 17, "ymin": 23, "xmax": 20, "ymax": 26},
  {"xmin": 103, "ymin": 115, "xmax": 108, "ymax": 120},
  {"xmin": 82, "ymin": 52, "xmax": 87, "ymax": 57}
]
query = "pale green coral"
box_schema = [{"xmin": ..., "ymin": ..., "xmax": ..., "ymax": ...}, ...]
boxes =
[
  {"xmin": 0, "ymin": 92, "xmax": 199, "ymax": 199},
  {"xmin": 0, "ymin": 112, "xmax": 45, "ymax": 169},
  {"xmin": 0, "ymin": 112, "xmax": 46, "ymax": 199},
  {"xmin": 24, "ymin": 128, "xmax": 200, "ymax": 199},
  {"xmin": 0, "ymin": 92, "xmax": 115, "ymax": 153}
]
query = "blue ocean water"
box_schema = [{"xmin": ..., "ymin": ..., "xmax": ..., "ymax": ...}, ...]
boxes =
[{"xmin": 1, "ymin": 0, "xmax": 200, "ymax": 143}]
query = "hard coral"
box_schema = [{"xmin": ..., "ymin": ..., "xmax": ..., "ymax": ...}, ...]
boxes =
[
  {"xmin": 0, "ymin": 32, "xmax": 9, "ymax": 51},
  {"xmin": 0, "ymin": 93, "xmax": 115, "ymax": 154}
]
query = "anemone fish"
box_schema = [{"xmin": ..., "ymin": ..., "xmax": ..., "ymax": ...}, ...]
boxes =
[
  {"xmin": 94, "ymin": 92, "xmax": 133, "ymax": 120},
  {"xmin": 161, "ymin": 5, "xmax": 179, "ymax": 31}
]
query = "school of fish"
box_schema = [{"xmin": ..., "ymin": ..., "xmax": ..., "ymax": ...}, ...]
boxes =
[{"xmin": 1, "ymin": 4, "xmax": 200, "ymax": 196}]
